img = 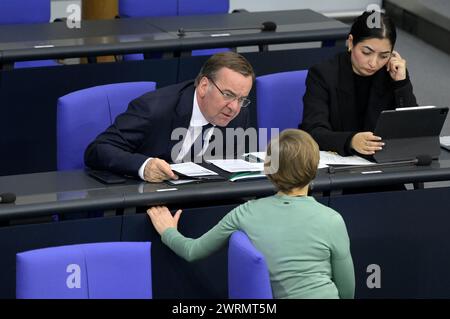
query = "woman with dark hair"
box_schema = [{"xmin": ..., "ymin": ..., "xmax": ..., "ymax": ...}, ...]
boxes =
[{"xmin": 300, "ymin": 11, "xmax": 417, "ymax": 156}]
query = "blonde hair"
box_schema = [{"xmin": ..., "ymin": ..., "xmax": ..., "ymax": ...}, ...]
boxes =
[{"xmin": 265, "ymin": 129, "xmax": 319, "ymax": 193}]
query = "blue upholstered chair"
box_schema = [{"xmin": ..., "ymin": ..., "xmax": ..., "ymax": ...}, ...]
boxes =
[
  {"xmin": 16, "ymin": 242, "xmax": 152, "ymax": 299},
  {"xmin": 228, "ymin": 231, "xmax": 273, "ymax": 299},
  {"xmin": 0, "ymin": 0, "xmax": 60, "ymax": 68},
  {"xmin": 119, "ymin": 0, "xmax": 177, "ymax": 18},
  {"xmin": 0, "ymin": 0, "xmax": 50, "ymax": 24},
  {"xmin": 178, "ymin": 0, "xmax": 229, "ymax": 16},
  {"xmin": 256, "ymin": 70, "xmax": 308, "ymax": 149},
  {"xmin": 56, "ymin": 81, "xmax": 156, "ymax": 171}
]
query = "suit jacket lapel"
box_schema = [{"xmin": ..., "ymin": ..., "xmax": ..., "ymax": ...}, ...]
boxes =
[{"xmin": 171, "ymin": 85, "xmax": 194, "ymax": 131}]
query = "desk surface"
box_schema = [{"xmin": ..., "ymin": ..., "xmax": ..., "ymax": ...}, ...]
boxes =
[
  {"xmin": 0, "ymin": 9, "xmax": 349, "ymax": 62},
  {"xmin": 1, "ymin": 150, "xmax": 450, "ymax": 220},
  {"xmin": 0, "ymin": 18, "xmax": 176, "ymax": 61},
  {"xmin": 329, "ymin": 150, "xmax": 450, "ymax": 189},
  {"xmin": 0, "ymin": 168, "xmax": 332, "ymax": 219}
]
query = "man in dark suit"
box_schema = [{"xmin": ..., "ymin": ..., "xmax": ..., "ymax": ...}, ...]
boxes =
[{"xmin": 85, "ymin": 52, "xmax": 255, "ymax": 182}]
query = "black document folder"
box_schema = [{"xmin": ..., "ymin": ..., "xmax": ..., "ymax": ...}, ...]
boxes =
[
  {"xmin": 373, "ymin": 106, "xmax": 448, "ymax": 163},
  {"xmin": 167, "ymin": 170, "xmax": 226, "ymax": 185}
]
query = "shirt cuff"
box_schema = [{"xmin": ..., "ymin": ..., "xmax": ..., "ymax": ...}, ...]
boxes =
[{"xmin": 138, "ymin": 157, "xmax": 153, "ymax": 181}]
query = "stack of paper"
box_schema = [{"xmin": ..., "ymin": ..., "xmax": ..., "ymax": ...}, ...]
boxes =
[
  {"xmin": 207, "ymin": 159, "xmax": 264, "ymax": 173},
  {"xmin": 170, "ymin": 162, "xmax": 218, "ymax": 176},
  {"xmin": 207, "ymin": 159, "xmax": 266, "ymax": 182},
  {"xmin": 242, "ymin": 151, "xmax": 374, "ymax": 169},
  {"xmin": 440, "ymin": 136, "xmax": 450, "ymax": 151},
  {"xmin": 319, "ymin": 151, "xmax": 374, "ymax": 167},
  {"xmin": 168, "ymin": 162, "xmax": 218, "ymax": 185}
]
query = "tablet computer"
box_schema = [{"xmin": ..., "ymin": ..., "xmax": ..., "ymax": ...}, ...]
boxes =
[{"xmin": 373, "ymin": 106, "xmax": 448, "ymax": 163}]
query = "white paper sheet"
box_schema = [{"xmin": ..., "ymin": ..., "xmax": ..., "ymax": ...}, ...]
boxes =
[
  {"xmin": 242, "ymin": 151, "xmax": 374, "ymax": 169},
  {"xmin": 319, "ymin": 151, "xmax": 374, "ymax": 166},
  {"xmin": 170, "ymin": 162, "xmax": 218, "ymax": 177}
]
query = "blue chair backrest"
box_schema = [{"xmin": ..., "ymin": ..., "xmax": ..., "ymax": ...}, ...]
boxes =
[
  {"xmin": 119, "ymin": 0, "xmax": 177, "ymax": 17},
  {"xmin": 16, "ymin": 242, "xmax": 152, "ymax": 299},
  {"xmin": 256, "ymin": 70, "xmax": 308, "ymax": 148},
  {"xmin": 14, "ymin": 60, "xmax": 60, "ymax": 69},
  {"xmin": 0, "ymin": 0, "xmax": 50, "ymax": 24},
  {"xmin": 191, "ymin": 47, "xmax": 230, "ymax": 57},
  {"xmin": 56, "ymin": 81, "xmax": 156, "ymax": 171},
  {"xmin": 178, "ymin": 0, "xmax": 229, "ymax": 16},
  {"xmin": 0, "ymin": 0, "xmax": 59, "ymax": 68},
  {"xmin": 228, "ymin": 231, "xmax": 273, "ymax": 299}
]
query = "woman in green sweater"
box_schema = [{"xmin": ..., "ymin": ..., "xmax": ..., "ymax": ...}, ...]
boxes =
[{"xmin": 148, "ymin": 129, "xmax": 355, "ymax": 298}]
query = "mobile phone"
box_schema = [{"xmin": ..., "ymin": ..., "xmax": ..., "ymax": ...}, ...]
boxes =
[{"xmin": 87, "ymin": 170, "xmax": 126, "ymax": 184}]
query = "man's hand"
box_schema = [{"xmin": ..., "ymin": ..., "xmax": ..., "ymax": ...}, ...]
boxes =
[
  {"xmin": 351, "ymin": 132, "xmax": 384, "ymax": 155},
  {"xmin": 144, "ymin": 158, "xmax": 178, "ymax": 182},
  {"xmin": 147, "ymin": 206, "xmax": 182, "ymax": 235},
  {"xmin": 387, "ymin": 50, "xmax": 407, "ymax": 81}
]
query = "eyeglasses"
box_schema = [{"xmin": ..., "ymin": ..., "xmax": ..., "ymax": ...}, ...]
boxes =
[{"xmin": 207, "ymin": 77, "xmax": 251, "ymax": 108}]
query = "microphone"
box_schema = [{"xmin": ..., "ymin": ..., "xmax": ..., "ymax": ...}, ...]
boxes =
[
  {"xmin": 260, "ymin": 21, "xmax": 277, "ymax": 31},
  {"xmin": 177, "ymin": 21, "xmax": 277, "ymax": 37},
  {"xmin": 0, "ymin": 192, "xmax": 16, "ymax": 204},
  {"xmin": 328, "ymin": 155, "xmax": 433, "ymax": 174}
]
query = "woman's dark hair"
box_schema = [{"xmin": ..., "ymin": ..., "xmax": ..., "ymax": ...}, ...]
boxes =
[{"xmin": 350, "ymin": 11, "xmax": 397, "ymax": 49}]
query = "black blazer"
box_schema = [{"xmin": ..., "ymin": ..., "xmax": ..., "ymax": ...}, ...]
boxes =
[
  {"xmin": 300, "ymin": 52, "xmax": 417, "ymax": 156},
  {"xmin": 84, "ymin": 81, "xmax": 250, "ymax": 177}
]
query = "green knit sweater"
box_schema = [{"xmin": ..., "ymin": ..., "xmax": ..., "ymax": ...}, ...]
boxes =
[{"xmin": 162, "ymin": 194, "xmax": 355, "ymax": 299}]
